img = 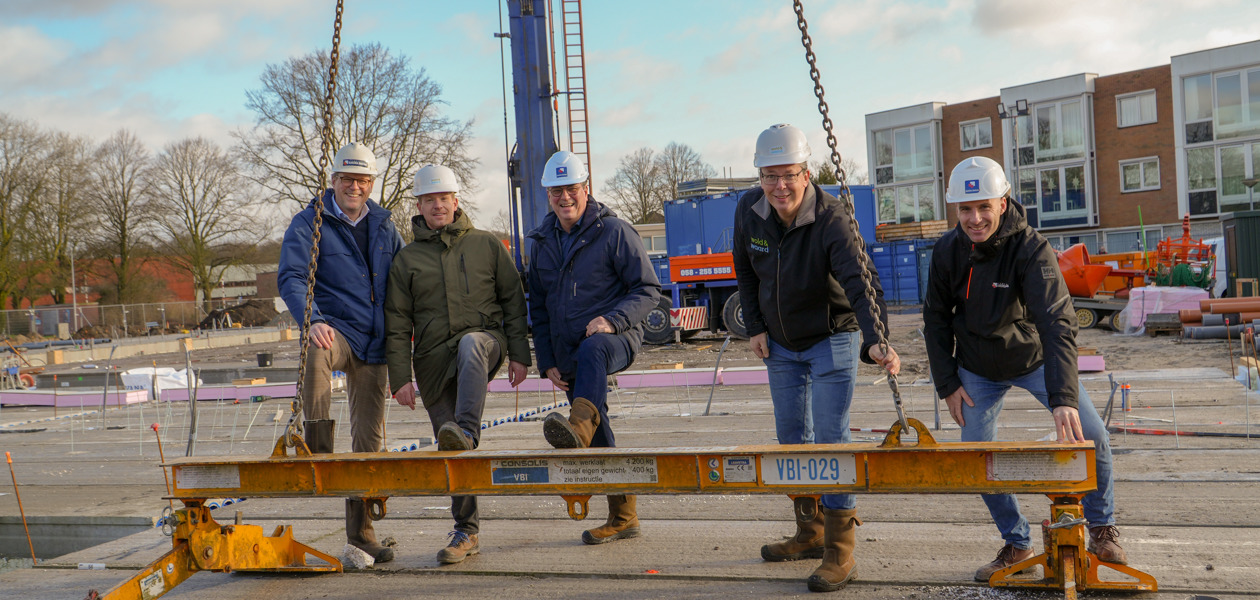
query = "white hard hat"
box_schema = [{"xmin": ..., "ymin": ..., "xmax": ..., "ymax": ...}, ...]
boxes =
[
  {"xmin": 412, "ymin": 164, "xmax": 460, "ymax": 197},
  {"xmin": 753, "ymin": 123, "xmax": 811, "ymax": 168},
  {"xmin": 945, "ymin": 156, "xmax": 1010, "ymax": 203},
  {"xmin": 540, "ymin": 151, "xmax": 590, "ymax": 187},
  {"xmin": 331, "ymin": 142, "xmax": 379, "ymax": 176}
]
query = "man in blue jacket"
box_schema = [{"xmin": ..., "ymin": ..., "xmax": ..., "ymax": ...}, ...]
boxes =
[
  {"xmin": 527, "ymin": 150, "xmax": 662, "ymax": 545},
  {"xmin": 278, "ymin": 142, "xmax": 404, "ymax": 563}
]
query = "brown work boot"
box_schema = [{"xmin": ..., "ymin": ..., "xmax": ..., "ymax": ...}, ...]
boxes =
[
  {"xmin": 303, "ymin": 419, "xmax": 335, "ymax": 454},
  {"xmin": 974, "ymin": 544, "xmax": 1034, "ymax": 582},
  {"xmin": 436, "ymin": 530, "xmax": 479, "ymax": 564},
  {"xmin": 346, "ymin": 499, "xmax": 394, "ymax": 563},
  {"xmin": 437, "ymin": 422, "xmax": 475, "ymax": 451},
  {"xmin": 762, "ymin": 496, "xmax": 824, "ymax": 562},
  {"xmin": 806, "ymin": 508, "xmax": 861, "ymax": 592},
  {"xmin": 1088, "ymin": 525, "xmax": 1128, "ymax": 564},
  {"xmin": 581, "ymin": 494, "xmax": 641, "ymax": 544},
  {"xmin": 543, "ymin": 397, "xmax": 600, "ymax": 449}
]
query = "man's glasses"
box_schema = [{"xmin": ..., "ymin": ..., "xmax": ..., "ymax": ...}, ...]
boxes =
[
  {"xmin": 759, "ymin": 170, "xmax": 805, "ymax": 186},
  {"xmin": 336, "ymin": 175, "xmax": 374, "ymax": 187},
  {"xmin": 547, "ymin": 184, "xmax": 584, "ymax": 198}
]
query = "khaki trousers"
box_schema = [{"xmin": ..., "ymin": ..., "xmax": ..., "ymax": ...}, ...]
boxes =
[{"xmin": 301, "ymin": 329, "xmax": 388, "ymax": 453}]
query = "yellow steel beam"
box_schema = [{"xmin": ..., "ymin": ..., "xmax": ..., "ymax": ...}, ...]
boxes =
[{"xmin": 166, "ymin": 423, "xmax": 1098, "ymax": 501}]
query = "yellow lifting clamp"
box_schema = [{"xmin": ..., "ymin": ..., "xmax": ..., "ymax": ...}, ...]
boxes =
[
  {"xmin": 988, "ymin": 493, "xmax": 1158, "ymax": 599},
  {"xmin": 85, "ymin": 502, "xmax": 340, "ymax": 600}
]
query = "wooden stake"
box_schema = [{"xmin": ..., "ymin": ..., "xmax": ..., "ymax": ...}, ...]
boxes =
[{"xmin": 6, "ymin": 452, "xmax": 37, "ymax": 565}]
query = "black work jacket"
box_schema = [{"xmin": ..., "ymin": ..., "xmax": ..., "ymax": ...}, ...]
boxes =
[
  {"xmin": 732, "ymin": 183, "xmax": 889, "ymax": 360},
  {"xmin": 922, "ymin": 200, "xmax": 1080, "ymax": 409}
]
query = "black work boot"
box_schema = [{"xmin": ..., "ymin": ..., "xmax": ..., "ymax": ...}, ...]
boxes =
[
  {"xmin": 437, "ymin": 422, "xmax": 475, "ymax": 451},
  {"xmin": 303, "ymin": 419, "xmax": 335, "ymax": 454},
  {"xmin": 346, "ymin": 499, "xmax": 394, "ymax": 564}
]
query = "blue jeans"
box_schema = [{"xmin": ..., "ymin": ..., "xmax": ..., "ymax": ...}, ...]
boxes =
[
  {"xmin": 560, "ymin": 333, "xmax": 634, "ymax": 449},
  {"xmin": 958, "ymin": 365, "xmax": 1117, "ymax": 549},
  {"xmin": 764, "ymin": 331, "xmax": 860, "ymax": 510}
]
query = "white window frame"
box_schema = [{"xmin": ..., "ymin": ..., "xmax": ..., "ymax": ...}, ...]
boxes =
[
  {"xmin": 1034, "ymin": 99, "xmax": 1087, "ymax": 163},
  {"xmin": 1035, "ymin": 163, "xmax": 1089, "ymax": 221},
  {"xmin": 959, "ymin": 118, "xmax": 993, "ymax": 151},
  {"xmin": 891, "ymin": 124, "xmax": 934, "ymax": 183},
  {"xmin": 1119, "ymin": 157, "xmax": 1160, "ymax": 193},
  {"xmin": 1116, "ymin": 89, "xmax": 1157, "ymax": 128}
]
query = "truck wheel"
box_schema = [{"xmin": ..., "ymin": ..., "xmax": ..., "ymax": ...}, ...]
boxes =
[
  {"xmin": 722, "ymin": 294, "xmax": 749, "ymax": 340},
  {"xmin": 643, "ymin": 297, "xmax": 674, "ymax": 345},
  {"xmin": 1075, "ymin": 307, "xmax": 1097, "ymax": 329},
  {"xmin": 1108, "ymin": 311, "xmax": 1124, "ymax": 331}
]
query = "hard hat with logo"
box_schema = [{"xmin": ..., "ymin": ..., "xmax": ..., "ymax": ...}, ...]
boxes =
[
  {"xmin": 331, "ymin": 142, "xmax": 379, "ymax": 176},
  {"xmin": 412, "ymin": 164, "xmax": 460, "ymax": 197},
  {"xmin": 540, "ymin": 151, "xmax": 589, "ymax": 187},
  {"xmin": 945, "ymin": 156, "xmax": 1010, "ymax": 203},
  {"xmin": 753, "ymin": 123, "xmax": 811, "ymax": 168}
]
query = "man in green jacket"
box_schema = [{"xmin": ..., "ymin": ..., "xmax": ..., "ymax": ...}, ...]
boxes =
[{"xmin": 384, "ymin": 164, "xmax": 531, "ymax": 565}]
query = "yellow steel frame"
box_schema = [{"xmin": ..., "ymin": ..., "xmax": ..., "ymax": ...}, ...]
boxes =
[{"xmin": 89, "ymin": 419, "xmax": 1156, "ymax": 600}]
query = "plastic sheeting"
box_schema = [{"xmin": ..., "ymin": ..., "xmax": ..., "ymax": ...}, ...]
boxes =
[
  {"xmin": 1118, "ymin": 286, "xmax": 1210, "ymax": 333},
  {"xmin": 119, "ymin": 367, "xmax": 202, "ymax": 401}
]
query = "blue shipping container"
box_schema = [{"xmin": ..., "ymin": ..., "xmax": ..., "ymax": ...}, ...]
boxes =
[
  {"xmin": 698, "ymin": 193, "xmax": 740, "ymax": 254},
  {"xmin": 650, "ymin": 254, "xmax": 671, "ymax": 285},
  {"xmin": 917, "ymin": 247, "xmax": 933, "ymax": 304},
  {"xmin": 663, "ymin": 198, "xmax": 704, "ymax": 257}
]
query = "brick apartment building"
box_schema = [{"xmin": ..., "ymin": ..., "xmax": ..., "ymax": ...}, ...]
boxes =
[{"xmin": 864, "ymin": 39, "xmax": 1260, "ymax": 254}]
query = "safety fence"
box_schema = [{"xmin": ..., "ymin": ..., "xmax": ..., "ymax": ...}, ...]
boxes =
[{"xmin": 0, "ymin": 300, "xmax": 293, "ymax": 340}]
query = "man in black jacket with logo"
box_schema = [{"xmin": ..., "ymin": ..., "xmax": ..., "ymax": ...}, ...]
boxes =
[
  {"xmin": 923, "ymin": 156, "xmax": 1128, "ymax": 582},
  {"xmin": 733, "ymin": 124, "xmax": 899, "ymax": 593}
]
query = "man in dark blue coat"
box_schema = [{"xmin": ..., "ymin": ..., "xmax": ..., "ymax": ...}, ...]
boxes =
[
  {"xmin": 278, "ymin": 142, "xmax": 404, "ymax": 563},
  {"xmin": 526, "ymin": 150, "xmax": 661, "ymax": 545}
]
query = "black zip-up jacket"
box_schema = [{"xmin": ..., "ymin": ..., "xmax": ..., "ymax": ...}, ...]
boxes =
[
  {"xmin": 732, "ymin": 183, "xmax": 889, "ymax": 361},
  {"xmin": 922, "ymin": 200, "xmax": 1080, "ymax": 409}
]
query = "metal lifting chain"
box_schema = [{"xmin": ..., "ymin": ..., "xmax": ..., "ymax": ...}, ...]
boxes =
[
  {"xmin": 286, "ymin": 0, "xmax": 345, "ymax": 446},
  {"xmin": 792, "ymin": 0, "xmax": 909, "ymax": 434}
]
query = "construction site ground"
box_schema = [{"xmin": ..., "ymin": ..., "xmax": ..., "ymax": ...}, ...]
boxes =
[{"xmin": 2, "ymin": 311, "xmax": 1258, "ymax": 599}]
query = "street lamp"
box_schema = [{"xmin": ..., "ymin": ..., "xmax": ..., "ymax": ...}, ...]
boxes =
[
  {"xmin": 997, "ymin": 99, "xmax": 1031, "ymax": 205},
  {"xmin": 1243, "ymin": 177, "xmax": 1259, "ymax": 211}
]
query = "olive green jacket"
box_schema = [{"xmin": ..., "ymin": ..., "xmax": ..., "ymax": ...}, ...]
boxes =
[{"xmin": 383, "ymin": 210, "xmax": 531, "ymax": 406}]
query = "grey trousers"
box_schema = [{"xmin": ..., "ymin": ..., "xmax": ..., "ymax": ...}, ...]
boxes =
[
  {"xmin": 301, "ymin": 328, "xmax": 389, "ymax": 453},
  {"xmin": 423, "ymin": 331, "xmax": 502, "ymax": 534}
]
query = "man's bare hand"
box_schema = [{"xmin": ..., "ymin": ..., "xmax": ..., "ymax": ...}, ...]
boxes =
[
  {"xmin": 1052, "ymin": 406, "xmax": 1085, "ymax": 442},
  {"xmin": 944, "ymin": 386, "xmax": 974, "ymax": 427},
  {"xmin": 869, "ymin": 344, "xmax": 901, "ymax": 376},
  {"xmin": 309, "ymin": 322, "xmax": 336, "ymax": 350},
  {"xmin": 393, "ymin": 382, "xmax": 417, "ymax": 410},
  {"xmin": 750, "ymin": 332, "xmax": 770, "ymax": 359},
  {"xmin": 544, "ymin": 367, "xmax": 570, "ymax": 392},
  {"xmin": 508, "ymin": 360, "xmax": 528, "ymax": 387},
  {"xmin": 585, "ymin": 316, "xmax": 614, "ymax": 337}
]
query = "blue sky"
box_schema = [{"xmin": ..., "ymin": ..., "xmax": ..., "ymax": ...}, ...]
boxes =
[{"xmin": 5, "ymin": 0, "xmax": 1260, "ymax": 230}]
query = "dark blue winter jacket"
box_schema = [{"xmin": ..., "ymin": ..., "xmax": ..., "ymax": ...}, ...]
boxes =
[
  {"xmin": 526, "ymin": 199, "xmax": 661, "ymax": 376},
  {"xmin": 279, "ymin": 190, "xmax": 404, "ymax": 364}
]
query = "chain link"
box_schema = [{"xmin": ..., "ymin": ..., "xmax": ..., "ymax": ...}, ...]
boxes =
[
  {"xmin": 286, "ymin": 0, "xmax": 345, "ymax": 444},
  {"xmin": 792, "ymin": 0, "xmax": 907, "ymax": 432}
]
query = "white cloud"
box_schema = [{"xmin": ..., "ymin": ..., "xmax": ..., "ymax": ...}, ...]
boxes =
[{"xmin": 0, "ymin": 26, "xmax": 74, "ymax": 87}]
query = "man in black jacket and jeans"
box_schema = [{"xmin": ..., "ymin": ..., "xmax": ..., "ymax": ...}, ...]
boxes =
[
  {"xmin": 923, "ymin": 157, "xmax": 1128, "ymax": 582},
  {"xmin": 733, "ymin": 124, "xmax": 899, "ymax": 593}
]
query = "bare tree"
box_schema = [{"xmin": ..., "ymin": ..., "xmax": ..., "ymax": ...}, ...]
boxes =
[
  {"xmin": 0, "ymin": 113, "xmax": 47, "ymax": 311},
  {"xmin": 15, "ymin": 131, "xmax": 93, "ymax": 306},
  {"xmin": 86, "ymin": 129, "xmax": 153, "ymax": 304},
  {"xmin": 234, "ymin": 42, "xmax": 477, "ymax": 233},
  {"xmin": 811, "ymin": 157, "xmax": 869, "ymax": 186},
  {"xmin": 602, "ymin": 147, "xmax": 663, "ymax": 224},
  {"xmin": 150, "ymin": 137, "xmax": 262, "ymax": 312},
  {"xmin": 654, "ymin": 142, "xmax": 716, "ymax": 200}
]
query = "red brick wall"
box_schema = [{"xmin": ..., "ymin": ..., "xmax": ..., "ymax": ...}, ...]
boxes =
[
  {"xmin": 941, "ymin": 97, "xmax": 1004, "ymax": 225},
  {"xmin": 1093, "ymin": 65, "xmax": 1178, "ymax": 228}
]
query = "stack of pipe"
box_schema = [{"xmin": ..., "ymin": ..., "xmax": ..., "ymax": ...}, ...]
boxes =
[{"xmin": 1181, "ymin": 297, "xmax": 1260, "ymax": 341}]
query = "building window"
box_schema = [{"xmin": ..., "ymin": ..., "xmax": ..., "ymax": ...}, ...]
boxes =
[
  {"xmin": 1036, "ymin": 164, "xmax": 1087, "ymax": 225},
  {"xmin": 893, "ymin": 124, "xmax": 934, "ymax": 182},
  {"xmin": 1035, "ymin": 99, "xmax": 1086, "ymax": 163},
  {"xmin": 877, "ymin": 183, "xmax": 937, "ymax": 224},
  {"xmin": 959, "ymin": 118, "xmax": 992, "ymax": 150},
  {"xmin": 1186, "ymin": 146, "xmax": 1218, "ymax": 215},
  {"xmin": 1116, "ymin": 90, "xmax": 1157, "ymax": 127},
  {"xmin": 874, "ymin": 130, "xmax": 893, "ymax": 184},
  {"xmin": 1183, "ymin": 68, "xmax": 1260, "ymax": 143},
  {"xmin": 1120, "ymin": 157, "xmax": 1160, "ymax": 192}
]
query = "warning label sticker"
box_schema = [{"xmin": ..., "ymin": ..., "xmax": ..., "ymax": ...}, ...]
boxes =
[
  {"xmin": 174, "ymin": 465, "xmax": 241, "ymax": 490},
  {"xmin": 986, "ymin": 451, "xmax": 1087, "ymax": 481},
  {"xmin": 139, "ymin": 571, "xmax": 165, "ymax": 599},
  {"xmin": 491, "ymin": 457, "xmax": 658, "ymax": 485}
]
